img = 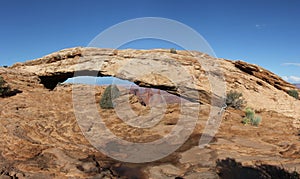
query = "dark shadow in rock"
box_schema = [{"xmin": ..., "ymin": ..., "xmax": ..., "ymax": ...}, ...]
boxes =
[
  {"xmin": 0, "ymin": 88, "xmax": 22, "ymax": 98},
  {"xmin": 111, "ymin": 164, "xmax": 147, "ymax": 179},
  {"xmin": 39, "ymin": 72, "xmax": 74, "ymax": 90},
  {"xmin": 39, "ymin": 71, "xmax": 112, "ymax": 90},
  {"xmin": 90, "ymin": 133, "xmax": 216, "ymax": 179},
  {"xmin": 6, "ymin": 89, "xmax": 22, "ymax": 96},
  {"xmin": 78, "ymin": 155, "xmax": 146, "ymax": 179},
  {"xmin": 216, "ymin": 158, "xmax": 300, "ymax": 179}
]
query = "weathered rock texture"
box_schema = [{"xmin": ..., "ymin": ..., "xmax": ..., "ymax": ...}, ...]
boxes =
[
  {"xmin": 11, "ymin": 47, "xmax": 300, "ymax": 119},
  {"xmin": 0, "ymin": 47, "xmax": 299, "ymax": 178}
]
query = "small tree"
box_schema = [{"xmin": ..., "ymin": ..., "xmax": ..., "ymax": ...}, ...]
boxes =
[
  {"xmin": 170, "ymin": 48, "xmax": 177, "ymax": 54},
  {"xmin": 100, "ymin": 85, "xmax": 120, "ymax": 109},
  {"xmin": 288, "ymin": 90, "xmax": 299, "ymax": 100},
  {"xmin": 226, "ymin": 91, "xmax": 245, "ymax": 109},
  {"xmin": 0, "ymin": 76, "xmax": 10, "ymax": 97}
]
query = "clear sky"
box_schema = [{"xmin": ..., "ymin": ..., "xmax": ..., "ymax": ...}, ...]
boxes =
[{"xmin": 0, "ymin": 0, "xmax": 299, "ymax": 83}]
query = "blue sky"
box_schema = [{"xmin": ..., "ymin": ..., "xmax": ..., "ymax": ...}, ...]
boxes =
[
  {"xmin": 65, "ymin": 76, "xmax": 135, "ymax": 85},
  {"xmin": 0, "ymin": 0, "xmax": 300, "ymax": 83}
]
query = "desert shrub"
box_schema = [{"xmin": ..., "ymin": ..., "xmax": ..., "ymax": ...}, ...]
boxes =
[
  {"xmin": 242, "ymin": 107, "xmax": 262, "ymax": 126},
  {"xmin": 242, "ymin": 107, "xmax": 254, "ymax": 124},
  {"xmin": 252, "ymin": 116, "xmax": 262, "ymax": 126},
  {"xmin": 170, "ymin": 48, "xmax": 177, "ymax": 54},
  {"xmin": 288, "ymin": 89, "xmax": 299, "ymax": 99},
  {"xmin": 245, "ymin": 107, "xmax": 255, "ymax": 119},
  {"xmin": 0, "ymin": 76, "xmax": 11, "ymax": 97},
  {"xmin": 100, "ymin": 84, "xmax": 120, "ymax": 109},
  {"xmin": 226, "ymin": 91, "xmax": 245, "ymax": 109}
]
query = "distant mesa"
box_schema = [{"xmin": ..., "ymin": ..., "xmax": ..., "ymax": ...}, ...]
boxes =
[{"xmin": 127, "ymin": 86, "xmax": 188, "ymax": 106}]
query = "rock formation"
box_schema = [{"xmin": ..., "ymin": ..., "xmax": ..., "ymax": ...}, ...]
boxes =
[
  {"xmin": 11, "ymin": 47, "xmax": 300, "ymax": 119},
  {"xmin": 1, "ymin": 47, "xmax": 300, "ymax": 178}
]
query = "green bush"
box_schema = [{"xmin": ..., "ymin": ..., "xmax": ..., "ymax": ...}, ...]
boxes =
[
  {"xmin": 226, "ymin": 91, "xmax": 245, "ymax": 109},
  {"xmin": 288, "ymin": 90, "xmax": 299, "ymax": 99},
  {"xmin": 245, "ymin": 107, "xmax": 255, "ymax": 119},
  {"xmin": 252, "ymin": 116, "xmax": 262, "ymax": 126},
  {"xmin": 242, "ymin": 107, "xmax": 262, "ymax": 126},
  {"xmin": 170, "ymin": 48, "xmax": 177, "ymax": 54},
  {"xmin": 100, "ymin": 85, "xmax": 120, "ymax": 109},
  {"xmin": 0, "ymin": 76, "xmax": 10, "ymax": 97}
]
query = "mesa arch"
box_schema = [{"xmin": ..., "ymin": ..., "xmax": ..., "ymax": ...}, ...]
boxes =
[
  {"xmin": 11, "ymin": 47, "xmax": 226, "ymax": 105},
  {"xmin": 10, "ymin": 47, "xmax": 300, "ymax": 120}
]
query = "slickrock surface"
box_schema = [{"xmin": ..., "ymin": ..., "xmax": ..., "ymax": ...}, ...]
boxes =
[{"xmin": 0, "ymin": 47, "xmax": 300, "ymax": 178}]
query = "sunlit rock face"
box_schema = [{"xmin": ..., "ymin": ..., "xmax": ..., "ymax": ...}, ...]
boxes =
[{"xmin": 11, "ymin": 47, "xmax": 300, "ymax": 118}]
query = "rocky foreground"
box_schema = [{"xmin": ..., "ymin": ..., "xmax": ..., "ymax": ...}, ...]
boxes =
[{"xmin": 1, "ymin": 48, "xmax": 300, "ymax": 178}]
